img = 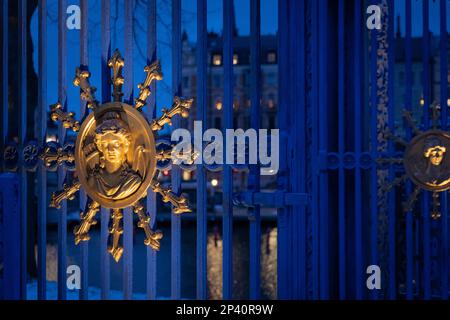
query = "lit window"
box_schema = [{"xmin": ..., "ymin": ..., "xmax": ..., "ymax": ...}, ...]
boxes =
[
  {"xmin": 447, "ymin": 98, "xmax": 450, "ymax": 107},
  {"xmin": 267, "ymin": 52, "xmax": 276, "ymax": 63},
  {"xmin": 213, "ymin": 54, "xmax": 222, "ymax": 66},
  {"xmin": 182, "ymin": 171, "xmax": 191, "ymax": 181},
  {"xmin": 420, "ymin": 97, "xmax": 425, "ymax": 106},
  {"xmin": 215, "ymin": 101, "xmax": 222, "ymax": 110},
  {"xmin": 233, "ymin": 54, "xmax": 239, "ymax": 65}
]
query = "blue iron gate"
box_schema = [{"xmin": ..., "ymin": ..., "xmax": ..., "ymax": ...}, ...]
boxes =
[{"xmin": 0, "ymin": 0, "xmax": 449, "ymax": 300}]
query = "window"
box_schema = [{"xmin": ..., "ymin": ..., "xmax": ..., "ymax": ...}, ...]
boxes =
[
  {"xmin": 214, "ymin": 117, "xmax": 221, "ymax": 128},
  {"xmin": 213, "ymin": 54, "xmax": 222, "ymax": 66},
  {"xmin": 267, "ymin": 52, "xmax": 276, "ymax": 63},
  {"xmin": 182, "ymin": 76, "xmax": 189, "ymax": 88},
  {"xmin": 398, "ymin": 71, "xmax": 405, "ymax": 86},
  {"xmin": 213, "ymin": 74, "xmax": 222, "ymax": 87},
  {"xmin": 233, "ymin": 54, "xmax": 239, "ymax": 65},
  {"xmin": 265, "ymin": 72, "xmax": 276, "ymax": 85},
  {"xmin": 268, "ymin": 115, "xmax": 276, "ymax": 129}
]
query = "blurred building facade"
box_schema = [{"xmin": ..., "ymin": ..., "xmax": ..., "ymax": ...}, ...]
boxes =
[{"xmin": 179, "ymin": 31, "xmax": 279, "ymax": 191}]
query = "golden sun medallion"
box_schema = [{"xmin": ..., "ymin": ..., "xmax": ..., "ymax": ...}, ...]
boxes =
[
  {"xmin": 40, "ymin": 49, "xmax": 194, "ymax": 261},
  {"xmin": 381, "ymin": 105, "xmax": 450, "ymax": 220}
]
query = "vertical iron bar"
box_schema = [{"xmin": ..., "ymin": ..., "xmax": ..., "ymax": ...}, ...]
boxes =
[
  {"xmin": 296, "ymin": 0, "xmax": 306, "ymax": 300},
  {"xmin": 338, "ymin": 0, "xmax": 346, "ymax": 300},
  {"xmin": 57, "ymin": 0, "xmax": 67, "ymax": 300},
  {"xmin": 146, "ymin": 0, "xmax": 158, "ymax": 300},
  {"xmin": 422, "ymin": 0, "xmax": 431, "ymax": 299},
  {"xmin": 369, "ymin": 0, "xmax": 378, "ymax": 301},
  {"xmin": 222, "ymin": 0, "xmax": 234, "ymax": 299},
  {"xmin": 1, "ymin": 0, "xmax": 8, "ymax": 170},
  {"xmin": 100, "ymin": 0, "xmax": 111, "ymax": 300},
  {"xmin": 79, "ymin": 0, "xmax": 89, "ymax": 300},
  {"xmin": 276, "ymin": 0, "xmax": 289, "ymax": 299},
  {"xmin": 171, "ymin": 0, "xmax": 182, "ymax": 299},
  {"xmin": 439, "ymin": 0, "xmax": 448, "ymax": 300},
  {"xmin": 311, "ymin": 0, "xmax": 320, "ymax": 299},
  {"xmin": 37, "ymin": 0, "xmax": 47, "ymax": 300},
  {"xmin": 18, "ymin": 0, "xmax": 28, "ymax": 299},
  {"xmin": 387, "ymin": 0, "xmax": 396, "ymax": 300},
  {"xmin": 354, "ymin": 0, "xmax": 363, "ymax": 300},
  {"xmin": 405, "ymin": 0, "xmax": 414, "ymax": 300},
  {"xmin": 249, "ymin": 0, "xmax": 261, "ymax": 300},
  {"xmin": 196, "ymin": 0, "xmax": 208, "ymax": 300},
  {"xmin": 123, "ymin": 0, "xmax": 134, "ymax": 300},
  {"xmin": 318, "ymin": 0, "xmax": 329, "ymax": 299}
]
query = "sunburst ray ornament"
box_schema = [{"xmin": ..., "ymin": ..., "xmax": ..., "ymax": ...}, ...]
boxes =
[
  {"xmin": 40, "ymin": 49, "xmax": 194, "ymax": 262},
  {"xmin": 382, "ymin": 103, "xmax": 450, "ymax": 220}
]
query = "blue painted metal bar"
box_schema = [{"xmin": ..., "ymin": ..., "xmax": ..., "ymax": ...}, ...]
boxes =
[
  {"xmin": 248, "ymin": 0, "xmax": 261, "ymax": 300},
  {"xmin": 439, "ymin": 0, "xmax": 448, "ymax": 300},
  {"xmin": 387, "ymin": 0, "xmax": 396, "ymax": 300},
  {"xmin": 18, "ymin": 0, "xmax": 28, "ymax": 299},
  {"xmin": 37, "ymin": 0, "xmax": 47, "ymax": 300},
  {"xmin": 196, "ymin": 0, "xmax": 208, "ymax": 300},
  {"xmin": 318, "ymin": 0, "xmax": 329, "ymax": 299},
  {"xmin": 146, "ymin": 0, "xmax": 158, "ymax": 300},
  {"xmin": 123, "ymin": 0, "xmax": 134, "ymax": 300},
  {"xmin": 57, "ymin": 0, "xmax": 68, "ymax": 300},
  {"xmin": 337, "ymin": 0, "xmax": 346, "ymax": 300},
  {"xmin": 287, "ymin": 0, "xmax": 296, "ymax": 299},
  {"xmin": 284, "ymin": 0, "xmax": 305, "ymax": 300},
  {"xmin": 276, "ymin": 0, "xmax": 289, "ymax": 299},
  {"xmin": 311, "ymin": 0, "xmax": 320, "ymax": 300},
  {"xmin": 404, "ymin": 0, "xmax": 414, "ymax": 300},
  {"xmin": 79, "ymin": 0, "xmax": 89, "ymax": 300},
  {"xmin": 298, "ymin": 0, "xmax": 306, "ymax": 300},
  {"xmin": 369, "ymin": 0, "xmax": 378, "ymax": 300},
  {"xmin": 1, "ymin": 0, "xmax": 8, "ymax": 171},
  {"xmin": 100, "ymin": 0, "xmax": 111, "ymax": 300},
  {"xmin": 222, "ymin": 0, "xmax": 234, "ymax": 299},
  {"xmin": 171, "ymin": 0, "xmax": 182, "ymax": 299},
  {"xmin": 353, "ymin": 0, "xmax": 363, "ymax": 299},
  {"xmin": 422, "ymin": 0, "xmax": 431, "ymax": 299}
]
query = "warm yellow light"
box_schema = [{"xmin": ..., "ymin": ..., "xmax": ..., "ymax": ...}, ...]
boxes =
[
  {"xmin": 46, "ymin": 134, "xmax": 57, "ymax": 142},
  {"xmin": 420, "ymin": 98, "xmax": 425, "ymax": 106},
  {"xmin": 233, "ymin": 54, "xmax": 238, "ymax": 65},
  {"xmin": 213, "ymin": 54, "xmax": 222, "ymax": 66},
  {"xmin": 447, "ymin": 98, "xmax": 450, "ymax": 107},
  {"xmin": 215, "ymin": 101, "xmax": 222, "ymax": 110},
  {"xmin": 182, "ymin": 171, "xmax": 191, "ymax": 181},
  {"xmin": 211, "ymin": 179, "xmax": 218, "ymax": 187}
]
